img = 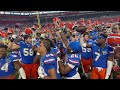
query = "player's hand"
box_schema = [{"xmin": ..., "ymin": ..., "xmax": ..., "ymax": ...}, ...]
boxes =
[
  {"xmin": 38, "ymin": 66, "xmax": 47, "ymax": 79},
  {"xmin": 9, "ymin": 34, "xmax": 17, "ymax": 42},
  {"xmin": 12, "ymin": 34, "xmax": 17, "ymax": 39}
]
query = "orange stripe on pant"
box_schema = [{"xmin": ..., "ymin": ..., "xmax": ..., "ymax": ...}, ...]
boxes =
[
  {"xmin": 0, "ymin": 75, "xmax": 16, "ymax": 79},
  {"xmin": 81, "ymin": 58, "xmax": 93, "ymax": 73},
  {"xmin": 91, "ymin": 67, "xmax": 106, "ymax": 79},
  {"xmin": 22, "ymin": 63, "xmax": 38, "ymax": 79},
  {"xmin": 9, "ymin": 75, "xmax": 16, "ymax": 79}
]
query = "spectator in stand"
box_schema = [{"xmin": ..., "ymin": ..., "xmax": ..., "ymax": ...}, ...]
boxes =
[{"xmin": 112, "ymin": 24, "xmax": 120, "ymax": 33}]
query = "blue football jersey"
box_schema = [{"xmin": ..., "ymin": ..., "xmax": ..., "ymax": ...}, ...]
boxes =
[
  {"xmin": 0, "ymin": 52, "xmax": 20, "ymax": 76},
  {"xmin": 19, "ymin": 41, "xmax": 37, "ymax": 64},
  {"xmin": 40, "ymin": 53, "xmax": 61, "ymax": 79},
  {"xmin": 66, "ymin": 54, "xmax": 81, "ymax": 77},
  {"xmin": 81, "ymin": 39, "xmax": 93, "ymax": 59},
  {"xmin": 92, "ymin": 42, "xmax": 114, "ymax": 68}
]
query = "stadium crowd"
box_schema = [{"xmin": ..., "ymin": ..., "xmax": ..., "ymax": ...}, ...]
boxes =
[{"xmin": 0, "ymin": 15, "xmax": 120, "ymax": 79}]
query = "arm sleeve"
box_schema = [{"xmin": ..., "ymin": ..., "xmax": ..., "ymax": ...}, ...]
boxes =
[
  {"xmin": 68, "ymin": 58, "xmax": 79, "ymax": 66},
  {"xmin": 10, "ymin": 54, "xmax": 20, "ymax": 62},
  {"xmin": 67, "ymin": 63, "xmax": 75, "ymax": 69}
]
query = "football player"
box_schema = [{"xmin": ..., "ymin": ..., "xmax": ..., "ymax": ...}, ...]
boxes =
[
  {"xmin": 80, "ymin": 32, "xmax": 93, "ymax": 78},
  {"xmin": 8, "ymin": 35, "xmax": 38, "ymax": 79},
  {"xmin": 37, "ymin": 39, "xmax": 61, "ymax": 79},
  {"xmin": 90, "ymin": 34, "xmax": 114, "ymax": 79},
  {"xmin": 58, "ymin": 41, "xmax": 82, "ymax": 79},
  {"xmin": 0, "ymin": 44, "xmax": 26, "ymax": 79}
]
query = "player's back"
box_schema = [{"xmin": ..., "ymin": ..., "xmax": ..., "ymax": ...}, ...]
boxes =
[{"xmin": 41, "ymin": 53, "xmax": 61, "ymax": 79}]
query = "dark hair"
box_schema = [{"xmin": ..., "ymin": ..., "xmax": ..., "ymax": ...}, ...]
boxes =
[
  {"xmin": 15, "ymin": 25, "xmax": 19, "ymax": 28},
  {"xmin": 40, "ymin": 37, "xmax": 44, "ymax": 40},
  {"xmin": 102, "ymin": 28, "xmax": 107, "ymax": 31},
  {"xmin": 72, "ymin": 35, "xmax": 75, "ymax": 37},
  {"xmin": 34, "ymin": 24, "xmax": 37, "ymax": 26},
  {"xmin": 32, "ymin": 28, "xmax": 36, "ymax": 30},
  {"xmin": 44, "ymin": 38, "xmax": 56, "ymax": 48},
  {"xmin": 83, "ymin": 32, "xmax": 89, "ymax": 37},
  {"xmin": 4, "ymin": 27, "xmax": 8, "ymax": 31},
  {"xmin": 51, "ymin": 39, "xmax": 56, "ymax": 48},
  {"xmin": 42, "ymin": 39, "xmax": 51, "ymax": 53},
  {"xmin": 0, "ymin": 44, "xmax": 8, "ymax": 49},
  {"xmin": 99, "ymin": 33, "xmax": 108, "ymax": 38},
  {"xmin": 24, "ymin": 35, "xmax": 32, "ymax": 40}
]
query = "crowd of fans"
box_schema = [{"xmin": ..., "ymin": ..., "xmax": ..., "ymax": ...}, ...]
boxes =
[{"xmin": 0, "ymin": 14, "xmax": 120, "ymax": 79}]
